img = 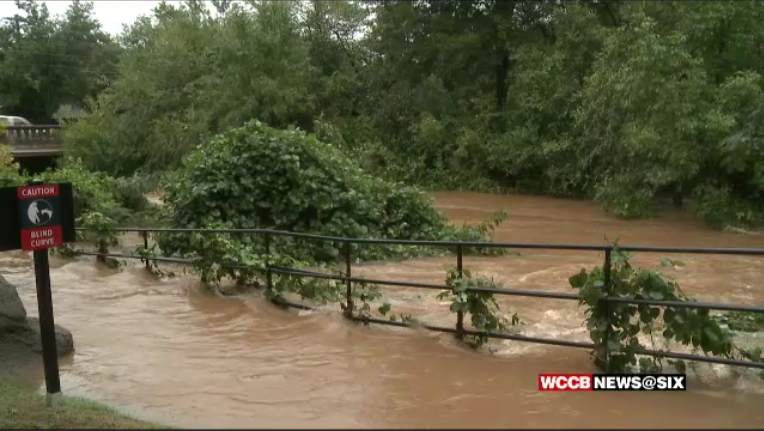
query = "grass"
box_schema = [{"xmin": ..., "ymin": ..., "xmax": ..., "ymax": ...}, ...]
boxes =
[{"xmin": 0, "ymin": 380, "xmax": 171, "ymax": 429}]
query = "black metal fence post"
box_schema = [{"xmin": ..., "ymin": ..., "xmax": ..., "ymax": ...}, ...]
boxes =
[
  {"xmin": 601, "ymin": 248, "xmax": 613, "ymax": 372},
  {"xmin": 264, "ymin": 233, "xmax": 272, "ymax": 292},
  {"xmin": 141, "ymin": 231, "xmax": 150, "ymax": 271},
  {"xmin": 456, "ymin": 244, "xmax": 464, "ymax": 340},
  {"xmin": 344, "ymin": 242, "xmax": 354, "ymax": 318}
]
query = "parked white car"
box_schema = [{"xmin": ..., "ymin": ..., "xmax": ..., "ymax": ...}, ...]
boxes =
[{"xmin": 0, "ymin": 115, "xmax": 33, "ymax": 127}]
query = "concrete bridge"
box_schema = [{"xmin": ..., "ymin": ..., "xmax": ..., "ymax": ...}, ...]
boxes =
[
  {"xmin": 1, "ymin": 125, "xmax": 63, "ymax": 157},
  {"xmin": 1, "ymin": 125, "xmax": 63, "ymax": 174}
]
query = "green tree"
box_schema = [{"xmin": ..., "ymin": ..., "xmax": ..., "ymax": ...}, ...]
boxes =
[
  {"xmin": 65, "ymin": 0, "xmax": 311, "ymax": 176},
  {"xmin": 575, "ymin": 12, "xmax": 713, "ymax": 218},
  {"xmin": 0, "ymin": 0, "xmax": 119, "ymax": 123}
]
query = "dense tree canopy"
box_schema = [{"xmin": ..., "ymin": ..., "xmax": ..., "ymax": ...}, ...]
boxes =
[
  {"xmin": 3, "ymin": 0, "xmax": 764, "ymax": 229},
  {"xmin": 0, "ymin": 0, "xmax": 119, "ymax": 123}
]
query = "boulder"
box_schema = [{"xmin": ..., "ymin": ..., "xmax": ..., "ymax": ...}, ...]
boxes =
[
  {"xmin": 0, "ymin": 275, "xmax": 74, "ymax": 357},
  {"xmin": 26, "ymin": 317, "xmax": 75, "ymax": 357},
  {"xmin": 0, "ymin": 275, "xmax": 27, "ymax": 328},
  {"xmin": 0, "ymin": 319, "xmax": 75, "ymax": 358}
]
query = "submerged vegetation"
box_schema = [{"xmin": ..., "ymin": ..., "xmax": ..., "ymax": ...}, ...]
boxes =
[
  {"xmin": 158, "ymin": 120, "xmax": 506, "ymax": 268},
  {"xmin": 570, "ymin": 245, "xmax": 763, "ymax": 373}
]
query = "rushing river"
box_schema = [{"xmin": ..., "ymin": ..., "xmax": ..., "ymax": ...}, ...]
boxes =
[{"xmin": 2, "ymin": 192, "xmax": 764, "ymax": 428}]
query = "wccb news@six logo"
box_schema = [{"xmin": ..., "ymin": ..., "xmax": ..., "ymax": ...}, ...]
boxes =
[{"xmin": 538, "ymin": 374, "xmax": 687, "ymax": 392}]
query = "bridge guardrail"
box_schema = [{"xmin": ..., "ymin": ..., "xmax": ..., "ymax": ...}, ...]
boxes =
[
  {"xmin": 2, "ymin": 126, "xmax": 62, "ymax": 152},
  {"xmin": 72, "ymin": 226, "xmax": 764, "ymax": 371},
  {"xmin": 3, "ymin": 125, "xmax": 61, "ymax": 141}
]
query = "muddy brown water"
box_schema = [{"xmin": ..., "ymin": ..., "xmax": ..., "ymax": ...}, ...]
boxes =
[{"xmin": 3, "ymin": 192, "xmax": 764, "ymax": 428}]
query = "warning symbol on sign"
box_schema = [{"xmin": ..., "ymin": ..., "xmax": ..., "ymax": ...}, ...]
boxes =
[{"xmin": 28, "ymin": 200, "xmax": 54, "ymax": 226}]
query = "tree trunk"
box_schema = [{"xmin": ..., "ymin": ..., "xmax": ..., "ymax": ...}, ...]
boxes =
[
  {"xmin": 672, "ymin": 190, "xmax": 684, "ymax": 208},
  {"xmin": 496, "ymin": 49, "xmax": 510, "ymax": 113}
]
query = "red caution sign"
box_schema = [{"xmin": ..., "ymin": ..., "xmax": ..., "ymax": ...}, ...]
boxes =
[{"xmin": 17, "ymin": 184, "xmax": 62, "ymax": 251}]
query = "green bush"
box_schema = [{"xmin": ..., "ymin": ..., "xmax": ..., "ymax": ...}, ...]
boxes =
[
  {"xmin": 691, "ymin": 183, "xmax": 760, "ymax": 230},
  {"xmin": 158, "ymin": 120, "xmax": 507, "ymax": 273},
  {"xmin": 38, "ymin": 158, "xmax": 119, "ymax": 217},
  {"xmin": 0, "ymin": 144, "xmax": 25, "ymax": 188},
  {"xmin": 569, "ymin": 244, "xmax": 761, "ymax": 373},
  {"xmin": 1, "ymin": 153, "xmax": 158, "ymax": 226}
]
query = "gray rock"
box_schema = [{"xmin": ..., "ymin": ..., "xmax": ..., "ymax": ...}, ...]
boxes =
[
  {"xmin": 0, "ymin": 318, "xmax": 75, "ymax": 357},
  {"xmin": 0, "ymin": 275, "xmax": 27, "ymax": 328},
  {"xmin": 0, "ymin": 275, "xmax": 74, "ymax": 357},
  {"xmin": 26, "ymin": 317, "xmax": 75, "ymax": 357}
]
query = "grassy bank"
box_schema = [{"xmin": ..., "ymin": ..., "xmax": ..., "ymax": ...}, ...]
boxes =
[{"xmin": 0, "ymin": 380, "xmax": 170, "ymax": 429}]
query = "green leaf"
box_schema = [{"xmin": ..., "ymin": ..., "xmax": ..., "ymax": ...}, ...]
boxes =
[
  {"xmin": 607, "ymin": 339, "xmax": 623, "ymax": 352},
  {"xmin": 378, "ymin": 302, "xmax": 391, "ymax": 316},
  {"xmin": 569, "ymin": 270, "xmax": 588, "ymax": 289},
  {"xmin": 648, "ymin": 290, "xmax": 664, "ymax": 300}
]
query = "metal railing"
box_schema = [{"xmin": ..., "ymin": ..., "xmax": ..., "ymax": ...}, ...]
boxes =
[{"xmin": 73, "ymin": 226, "xmax": 764, "ymax": 370}]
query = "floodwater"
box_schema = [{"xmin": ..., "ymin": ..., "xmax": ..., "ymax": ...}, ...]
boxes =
[{"xmin": 3, "ymin": 192, "xmax": 764, "ymax": 428}]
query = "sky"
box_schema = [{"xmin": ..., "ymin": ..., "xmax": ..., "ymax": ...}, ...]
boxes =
[{"xmin": 0, "ymin": 1, "xmax": 187, "ymax": 35}]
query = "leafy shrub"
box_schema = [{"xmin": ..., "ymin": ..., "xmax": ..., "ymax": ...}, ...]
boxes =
[
  {"xmin": 1, "ymin": 145, "xmax": 124, "ymax": 217},
  {"xmin": 570, "ymin": 244, "xmax": 757, "ymax": 373},
  {"xmin": 78, "ymin": 211, "xmax": 120, "ymax": 267},
  {"xmin": 0, "ymin": 144, "xmax": 25, "ymax": 188},
  {"xmin": 438, "ymin": 266, "xmax": 520, "ymax": 347},
  {"xmin": 38, "ymin": 158, "xmax": 119, "ymax": 217},
  {"xmin": 0, "ymin": 146, "xmax": 158, "ymax": 226},
  {"xmin": 691, "ymin": 183, "xmax": 760, "ymax": 230},
  {"xmin": 34, "ymin": 158, "xmax": 157, "ymax": 224},
  {"xmin": 158, "ymin": 120, "xmax": 507, "ymax": 284}
]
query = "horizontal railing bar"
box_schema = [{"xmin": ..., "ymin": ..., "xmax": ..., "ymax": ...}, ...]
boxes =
[
  {"xmin": 631, "ymin": 347, "xmax": 764, "ymax": 369},
  {"xmin": 606, "ymin": 296, "xmax": 764, "ymax": 314},
  {"xmin": 72, "ymin": 252, "xmax": 764, "ymax": 312},
  {"xmin": 75, "ymin": 251, "xmax": 264, "ymax": 272},
  {"xmin": 271, "ymin": 267, "xmax": 447, "ymax": 290},
  {"xmin": 5, "ymin": 125, "xmax": 60, "ymax": 129},
  {"xmin": 271, "ymin": 267, "xmax": 582, "ymax": 300},
  {"xmin": 269, "ymin": 266, "xmax": 324, "ymax": 275},
  {"xmin": 270, "ymin": 268, "xmax": 762, "ymax": 310},
  {"xmin": 69, "ymin": 250, "xmax": 764, "ymax": 370},
  {"xmin": 75, "ymin": 251, "xmax": 193, "ymax": 265},
  {"xmin": 72, "ymin": 227, "xmax": 764, "ymax": 256},
  {"xmin": 359, "ymin": 317, "xmax": 764, "ymax": 369},
  {"xmin": 271, "ymin": 298, "xmax": 313, "ymax": 310},
  {"xmin": 361, "ymin": 317, "xmax": 596, "ymax": 349}
]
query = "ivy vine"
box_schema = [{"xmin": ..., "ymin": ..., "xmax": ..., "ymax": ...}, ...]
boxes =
[
  {"xmin": 133, "ymin": 234, "xmax": 176, "ymax": 279},
  {"xmin": 79, "ymin": 211, "xmax": 121, "ymax": 268},
  {"xmin": 438, "ymin": 266, "xmax": 520, "ymax": 348},
  {"xmin": 570, "ymin": 243, "xmax": 761, "ymax": 373}
]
